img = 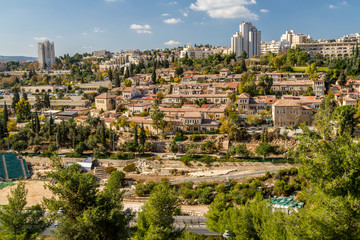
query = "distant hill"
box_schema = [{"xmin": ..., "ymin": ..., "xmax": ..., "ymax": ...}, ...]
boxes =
[{"xmin": 0, "ymin": 56, "xmax": 37, "ymax": 63}]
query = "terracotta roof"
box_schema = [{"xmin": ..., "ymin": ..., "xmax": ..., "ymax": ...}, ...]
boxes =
[
  {"xmin": 95, "ymin": 92, "xmax": 116, "ymax": 99},
  {"xmin": 238, "ymin": 93, "xmax": 250, "ymax": 99},
  {"xmin": 183, "ymin": 112, "xmax": 202, "ymax": 118}
]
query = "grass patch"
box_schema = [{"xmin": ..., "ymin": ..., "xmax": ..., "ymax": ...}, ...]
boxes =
[
  {"xmin": 317, "ymin": 67, "xmax": 328, "ymax": 72},
  {"xmin": 0, "ymin": 181, "xmax": 16, "ymax": 190},
  {"xmin": 292, "ymin": 67, "xmax": 306, "ymax": 72}
]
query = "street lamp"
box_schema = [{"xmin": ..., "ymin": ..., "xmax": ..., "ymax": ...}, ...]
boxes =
[{"xmin": 223, "ymin": 230, "xmax": 231, "ymax": 239}]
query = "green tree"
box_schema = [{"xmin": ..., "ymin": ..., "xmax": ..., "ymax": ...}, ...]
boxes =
[
  {"xmin": 44, "ymin": 160, "xmax": 129, "ymax": 240},
  {"xmin": 151, "ymin": 68, "xmax": 157, "ymax": 85},
  {"xmin": 12, "ymin": 141, "xmax": 28, "ymax": 153},
  {"xmin": 135, "ymin": 182, "xmax": 180, "ymax": 240},
  {"xmin": 151, "ymin": 101, "xmax": 165, "ymax": 134},
  {"xmin": 255, "ymin": 142, "xmax": 273, "ymax": 159},
  {"xmin": 3, "ymin": 102, "xmax": 8, "ymax": 133},
  {"xmin": 258, "ymin": 74, "xmax": 273, "ymax": 95},
  {"xmin": 333, "ymin": 105, "xmax": 359, "ymax": 136},
  {"xmin": 15, "ymin": 99, "xmax": 31, "ymax": 122},
  {"xmin": 169, "ymin": 140, "xmax": 178, "ymax": 156},
  {"xmin": 0, "ymin": 181, "xmax": 48, "ymax": 240},
  {"xmin": 114, "ymin": 71, "xmax": 121, "ymax": 87},
  {"xmin": 11, "ymin": 89, "xmax": 20, "ymax": 110}
]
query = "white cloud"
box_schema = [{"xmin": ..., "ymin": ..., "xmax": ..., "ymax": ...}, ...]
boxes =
[
  {"xmin": 190, "ymin": 0, "xmax": 258, "ymax": 20},
  {"xmin": 56, "ymin": 35, "xmax": 63, "ymax": 39},
  {"xmin": 183, "ymin": 12, "xmax": 189, "ymax": 17},
  {"xmin": 169, "ymin": 1, "xmax": 178, "ymax": 5},
  {"xmin": 82, "ymin": 46, "xmax": 93, "ymax": 49},
  {"xmin": 164, "ymin": 18, "xmax": 182, "ymax": 24},
  {"xmin": 136, "ymin": 30, "xmax": 152, "ymax": 34},
  {"xmin": 130, "ymin": 24, "xmax": 152, "ymax": 34},
  {"xmin": 28, "ymin": 44, "xmax": 34, "ymax": 48},
  {"xmin": 130, "ymin": 24, "xmax": 151, "ymax": 30},
  {"xmin": 259, "ymin": 9, "xmax": 269, "ymax": 13},
  {"xmin": 329, "ymin": 1, "xmax": 347, "ymax": 8},
  {"xmin": 164, "ymin": 40, "xmax": 181, "ymax": 45},
  {"xmin": 93, "ymin": 27, "xmax": 107, "ymax": 33},
  {"xmin": 162, "ymin": 13, "xmax": 170, "ymax": 16},
  {"xmin": 81, "ymin": 32, "xmax": 87, "ymax": 36},
  {"xmin": 34, "ymin": 36, "xmax": 48, "ymax": 41}
]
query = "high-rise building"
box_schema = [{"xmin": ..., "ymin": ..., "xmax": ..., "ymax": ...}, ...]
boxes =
[
  {"xmin": 231, "ymin": 22, "xmax": 261, "ymax": 58},
  {"xmin": 38, "ymin": 40, "xmax": 55, "ymax": 69}
]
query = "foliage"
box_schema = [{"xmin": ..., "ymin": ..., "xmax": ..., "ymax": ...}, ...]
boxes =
[
  {"xmin": 135, "ymin": 181, "xmax": 180, "ymax": 240},
  {"xmin": 44, "ymin": 161, "xmax": 129, "ymax": 240},
  {"xmin": 0, "ymin": 181, "xmax": 48, "ymax": 240},
  {"xmin": 123, "ymin": 163, "xmax": 137, "ymax": 173}
]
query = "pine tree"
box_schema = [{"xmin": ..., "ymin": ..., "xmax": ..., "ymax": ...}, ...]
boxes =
[{"xmin": 0, "ymin": 181, "xmax": 48, "ymax": 239}]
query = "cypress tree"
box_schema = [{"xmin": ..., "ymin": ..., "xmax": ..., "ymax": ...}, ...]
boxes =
[
  {"xmin": 11, "ymin": 89, "xmax": 20, "ymax": 110},
  {"xmin": 108, "ymin": 69, "xmax": 113, "ymax": 81},
  {"xmin": 3, "ymin": 102, "xmax": 8, "ymax": 133},
  {"xmin": 134, "ymin": 126, "xmax": 138, "ymax": 143},
  {"xmin": 23, "ymin": 92, "xmax": 28, "ymax": 101},
  {"xmin": 100, "ymin": 121, "xmax": 106, "ymax": 146},
  {"xmin": 151, "ymin": 68, "xmax": 157, "ymax": 85},
  {"xmin": 35, "ymin": 112, "xmax": 40, "ymax": 134},
  {"xmin": 114, "ymin": 71, "xmax": 121, "ymax": 88},
  {"xmin": 139, "ymin": 123, "xmax": 147, "ymax": 147}
]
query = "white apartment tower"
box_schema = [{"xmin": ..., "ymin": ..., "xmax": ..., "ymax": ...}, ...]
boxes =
[
  {"xmin": 38, "ymin": 40, "xmax": 55, "ymax": 69},
  {"xmin": 231, "ymin": 22, "xmax": 261, "ymax": 58}
]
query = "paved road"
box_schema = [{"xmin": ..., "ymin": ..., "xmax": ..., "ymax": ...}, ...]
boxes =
[
  {"xmin": 171, "ymin": 169, "xmax": 279, "ymax": 184},
  {"xmin": 42, "ymin": 216, "xmax": 219, "ymax": 236}
]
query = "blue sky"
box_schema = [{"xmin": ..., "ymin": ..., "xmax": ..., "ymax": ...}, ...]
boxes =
[{"xmin": 0, "ymin": 0, "xmax": 358, "ymax": 56}]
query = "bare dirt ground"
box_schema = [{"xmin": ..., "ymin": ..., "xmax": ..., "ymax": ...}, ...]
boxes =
[{"xmin": 0, "ymin": 181, "xmax": 52, "ymax": 206}]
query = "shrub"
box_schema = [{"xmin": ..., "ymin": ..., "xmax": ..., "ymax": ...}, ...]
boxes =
[
  {"xmin": 123, "ymin": 163, "xmax": 137, "ymax": 173},
  {"xmin": 135, "ymin": 181, "xmax": 156, "ymax": 196},
  {"xmin": 65, "ymin": 152, "xmax": 83, "ymax": 158},
  {"xmin": 40, "ymin": 150, "xmax": 54, "ymax": 158},
  {"xmin": 105, "ymin": 166, "xmax": 117, "ymax": 174},
  {"xmin": 197, "ymin": 187, "xmax": 213, "ymax": 204}
]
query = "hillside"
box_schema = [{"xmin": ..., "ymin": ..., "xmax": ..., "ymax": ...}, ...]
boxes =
[{"xmin": 0, "ymin": 55, "xmax": 37, "ymax": 63}]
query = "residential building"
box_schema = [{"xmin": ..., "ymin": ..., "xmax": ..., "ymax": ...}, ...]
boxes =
[
  {"xmin": 272, "ymin": 99, "xmax": 313, "ymax": 127},
  {"xmin": 294, "ymin": 41, "xmax": 358, "ymax": 58},
  {"xmin": 128, "ymin": 102, "xmax": 152, "ymax": 115},
  {"xmin": 95, "ymin": 93, "xmax": 116, "ymax": 111},
  {"xmin": 93, "ymin": 50, "xmax": 112, "ymax": 58},
  {"xmin": 78, "ymin": 81, "xmax": 112, "ymax": 92},
  {"xmin": 231, "ymin": 22, "xmax": 261, "ymax": 58},
  {"xmin": 156, "ymin": 68, "xmax": 175, "ymax": 81},
  {"xmin": 38, "ymin": 40, "xmax": 55, "ymax": 69},
  {"xmin": 180, "ymin": 45, "xmax": 213, "ymax": 59},
  {"xmin": 122, "ymin": 87, "xmax": 142, "ymax": 100}
]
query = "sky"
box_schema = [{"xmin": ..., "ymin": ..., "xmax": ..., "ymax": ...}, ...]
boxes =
[{"xmin": 0, "ymin": 0, "xmax": 359, "ymax": 57}]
